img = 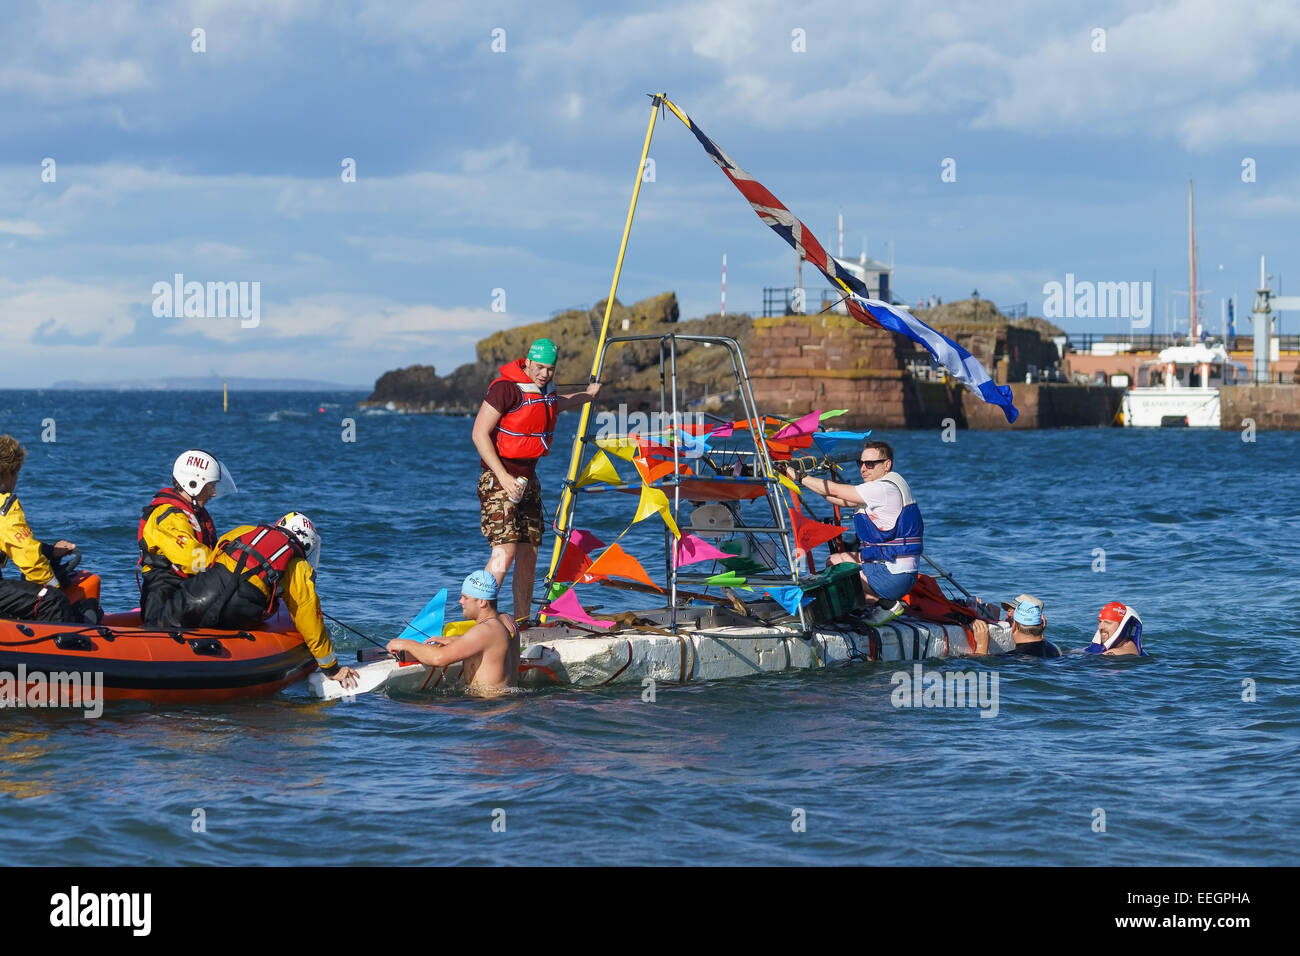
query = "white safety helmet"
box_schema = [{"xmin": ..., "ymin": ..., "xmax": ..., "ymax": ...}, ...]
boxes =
[
  {"xmin": 172, "ymin": 449, "xmax": 237, "ymax": 500},
  {"xmin": 277, "ymin": 511, "xmax": 321, "ymax": 569}
]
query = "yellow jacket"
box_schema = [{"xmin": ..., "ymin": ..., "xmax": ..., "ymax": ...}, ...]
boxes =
[
  {"xmin": 213, "ymin": 525, "xmax": 336, "ymax": 670},
  {"xmin": 139, "ymin": 500, "xmax": 217, "ymax": 575},
  {"xmin": 0, "ymin": 493, "xmax": 55, "ymax": 584}
]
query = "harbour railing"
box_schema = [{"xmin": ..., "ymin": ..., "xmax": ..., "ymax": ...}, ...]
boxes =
[{"xmin": 1065, "ymin": 332, "xmax": 1300, "ymax": 353}]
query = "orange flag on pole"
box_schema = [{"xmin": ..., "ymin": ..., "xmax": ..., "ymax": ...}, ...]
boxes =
[{"xmin": 581, "ymin": 542, "xmax": 662, "ymax": 591}]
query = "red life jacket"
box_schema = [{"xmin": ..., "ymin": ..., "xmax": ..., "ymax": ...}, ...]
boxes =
[
  {"xmin": 490, "ymin": 360, "xmax": 557, "ymax": 460},
  {"xmin": 137, "ymin": 488, "xmax": 218, "ymax": 574},
  {"xmin": 218, "ymin": 525, "xmax": 306, "ymax": 614}
]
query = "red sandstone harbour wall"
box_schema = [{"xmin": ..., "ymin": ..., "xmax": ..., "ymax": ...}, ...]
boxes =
[{"xmin": 1220, "ymin": 385, "xmax": 1300, "ymax": 431}]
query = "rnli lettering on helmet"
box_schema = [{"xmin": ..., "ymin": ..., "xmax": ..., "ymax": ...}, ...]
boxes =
[{"xmin": 186, "ymin": 455, "xmax": 209, "ymax": 470}]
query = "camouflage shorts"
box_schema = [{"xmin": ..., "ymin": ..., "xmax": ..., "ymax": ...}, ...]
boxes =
[{"xmin": 478, "ymin": 469, "xmax": 544, "ymax": 546}]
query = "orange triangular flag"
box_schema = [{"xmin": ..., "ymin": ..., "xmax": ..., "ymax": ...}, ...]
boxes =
[{"xmin": 581, "ymin": 542, "xmax": 662, "ymax": 591}]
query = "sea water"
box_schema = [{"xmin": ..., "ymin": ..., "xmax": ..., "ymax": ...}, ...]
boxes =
[{"xmin": 0, "ymin": 390, "xmax": 1296, "ymax": 865}]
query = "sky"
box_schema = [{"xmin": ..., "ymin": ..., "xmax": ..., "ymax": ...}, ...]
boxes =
[{"xmin": 1, "ymin": 0, "xmax": 1297, "ymax": 388}]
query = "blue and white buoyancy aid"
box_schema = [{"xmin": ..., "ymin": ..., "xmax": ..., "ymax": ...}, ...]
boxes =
[
  {"xmin": 1085, "ymin": 608, "xmax": 1145, "ymax": 656},
  {"xmin": 852, "ymin": 472, "xmax": 924, "ymax": 564}
]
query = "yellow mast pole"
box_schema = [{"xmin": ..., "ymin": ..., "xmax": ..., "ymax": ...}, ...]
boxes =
[{"xmin": 546, "ymin": 93, "xmax": 665, "ymax": 581}]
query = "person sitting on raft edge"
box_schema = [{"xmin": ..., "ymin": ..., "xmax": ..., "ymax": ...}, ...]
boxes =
[
  {"xmin": 385, "ymin": 571, "xmax": 519, "ymax": 697},
  {"xmin": 1086, "ymin": 601, "xmax": 1145, "ymax": 656},
  {"xmin": 970, "ymin": 594, "xmax": 1062, "ymax": 658},
  {"xmin": 0, "ymin": 434, "xmax": 100, "ymax": 624},
  {"xmin": 784, "ymin": 439, "xmax": 921, "ymax": 625},
  {"xmin": 472, "ymin": 337, "xmax": 601, "ymax": 623}
]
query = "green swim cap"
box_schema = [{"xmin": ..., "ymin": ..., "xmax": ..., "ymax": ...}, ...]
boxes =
[{"xmin": 528, "ymin": 338, "xmax": 558, "ymax": 366}]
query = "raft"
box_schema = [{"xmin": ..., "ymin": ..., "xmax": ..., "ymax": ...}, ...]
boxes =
[
  {"xmin": 0, "ymin": 606, "xmax": 316, "ymax": 704},
  {"xmin": 308, "ymin": 602, "xmax": 1016, "ymax": 700}
]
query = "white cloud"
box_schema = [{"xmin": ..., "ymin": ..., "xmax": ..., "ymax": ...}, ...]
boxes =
[
  {"xmin": 1180, "ymin": 90, "xmax": 1300, "ymax": 149},
  {"xmin": 0, "ymin": 220, "xmax": 44, "ymax": 237}
]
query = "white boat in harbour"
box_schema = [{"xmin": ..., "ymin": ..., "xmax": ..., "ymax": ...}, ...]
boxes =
[
  {"xmin": 1122, "ymin": 343, "xmax": 1249, "ymax": 427},
  {"xmin": 1121, "ymin": 180, "xmax": 1251, "ymax": 428}
]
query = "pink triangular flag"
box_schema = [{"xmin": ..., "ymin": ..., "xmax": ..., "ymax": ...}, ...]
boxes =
[
  {"xmin": 542, "ymin": 588, "xmax": 614, "ymax": 630},
  {"xmin": 568, "ymin": 528, "xmax": 605, "ymax": 556},
  {"xmin": 708, "ymin": 422, "xmax": 734, "ymax": 438},
  {"xmin": 674, "ymin": 533, "xmax": 733, "ymax": 568},
  {"xmin": 772, "ymin": 409, "xmax": 821, "ymax": 441}
]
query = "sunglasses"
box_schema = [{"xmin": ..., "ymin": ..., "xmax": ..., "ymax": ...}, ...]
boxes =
[{"xmin": 859, "ymin": 458, "xmax": 889, "ymax": 466}]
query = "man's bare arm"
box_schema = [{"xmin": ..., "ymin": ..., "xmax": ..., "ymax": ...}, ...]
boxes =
[
  {"xmin": 554, "ymin": 381, "xmax": 601, "ymax": 413},
  {"xmin": 387, "ymin": 625, "xmax": 493, "ymax": 667}
]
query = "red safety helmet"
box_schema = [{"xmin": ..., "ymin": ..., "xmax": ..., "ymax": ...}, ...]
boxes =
[{"xmin": 1098, "ymin": 601, "xmax": 1127, "ymax": 623}]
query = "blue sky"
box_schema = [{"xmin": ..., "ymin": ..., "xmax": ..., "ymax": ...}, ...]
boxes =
[{"xmin": 2, "ymin": 0, "xmax": 1297, "ymax": 387}]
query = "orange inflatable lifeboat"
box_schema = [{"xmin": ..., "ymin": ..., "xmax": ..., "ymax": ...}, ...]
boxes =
[{"xmin": 0, "ymin": 604, "xmax": 316, "ymax": 704}]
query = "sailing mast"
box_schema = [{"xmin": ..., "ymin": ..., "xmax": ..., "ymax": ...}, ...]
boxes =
[{"xmin": 1188, "ymin": 180, "xmax": 1198, "ymax": 342}]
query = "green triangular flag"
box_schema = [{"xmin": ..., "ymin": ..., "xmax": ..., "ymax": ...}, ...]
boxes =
[
  {"xmin": 819, "ymin": 409, "xmax": 848, "ymax": 420},
  {"xmin": 545, "ymin": 581, "xmax": 572, "ymax": 601},
  {"xmin": 704, "ymin": 571, "xmax": 748, "ymax": 587}
]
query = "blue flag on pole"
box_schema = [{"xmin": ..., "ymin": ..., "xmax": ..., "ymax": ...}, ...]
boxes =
[{"xmin": 396, "ymin": 588, "xmax": 447, "ymax": 643}]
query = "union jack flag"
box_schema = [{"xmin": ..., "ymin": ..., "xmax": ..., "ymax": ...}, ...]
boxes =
[{"xmin": 669, "ymin": 101, "xmax": 1019, "ymax": 423}]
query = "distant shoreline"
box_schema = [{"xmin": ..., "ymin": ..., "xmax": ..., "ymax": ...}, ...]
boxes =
[{"xmin": 34, "ymin": 381, "xmax": 370, "ymax": 392}]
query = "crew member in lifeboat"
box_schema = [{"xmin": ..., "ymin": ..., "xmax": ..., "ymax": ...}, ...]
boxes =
[
  {"xmin": 1086, "ymin": 601, "xmax": 1145, "ymax": 656},
  {"xmin": 785, "ymin": 440, "xmax": 921, "ymax": 624},
  {"xmin": 137, "ymin": 449, "xmax": 235, "ymax": 627},
  {"xmin": 471, "ymin": 337, "xmax": 601, "ymax": 621},
  {"xmin": 0, "ymin": 434, "xmax": 100, "ymax": 623},
  {"xmin": 180, "ymin": 511, "xmax": 358, "ymax": 688}
]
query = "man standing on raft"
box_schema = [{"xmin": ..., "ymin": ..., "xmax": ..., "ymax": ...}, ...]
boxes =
[{"xmin": 471, "ymin": 338, "xmax": 600, "ymax": 620}]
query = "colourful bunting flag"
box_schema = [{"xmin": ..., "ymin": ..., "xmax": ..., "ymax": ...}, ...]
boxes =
[
  {"xmin": 633, "ymin": 484, "xmax": 681, "ymax": 538},
  {"xmin": 810, "ymin": 430, "xmax": 872, "ymax": 454},
  {"xmin": 553, "ymin": 527, "xmax": 607, "ymax": 582},
  {"xmin": 819, "ymin": 409, "xmax": 848, "ymax": 420},
  {"xmin": 766, "ymin": 585, "xmax": 814, "ymax": 617},
  {"xmin": 772, "ymin": 409, "xmax": 822, "ymax": 441},
  {"xmin": 595, "ymin": 437, "xmax": 639, "ymax": 461},
  {"xmin": 396, "ymin": 588, "xmax": 447, "ymax": 644},
  {"xmin": 674, "ymin": 533, "xmax": 732, "ymax": 568},
  {"xmin": 704, "ymin": 570, "xmax": 748, "ymax": 587},
  {"xmin": 583, "ymin": 542, "xmax": 662, "ymax": 591},
  {"xmin": 576, "ymin": 450, "xmax": 623, "ymax": 488},
  {"xmin": 788, "ymin": 506, "xmax": 848, "ymax": 553},
  {"xmin": 541, "ymin": 588, "xmax": 614, "ymax": 630}
]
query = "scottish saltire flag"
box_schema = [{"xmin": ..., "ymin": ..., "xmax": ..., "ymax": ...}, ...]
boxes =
[{"xmin": 668, "ymin": 102, "xmax": 1019, "ymax": 423}]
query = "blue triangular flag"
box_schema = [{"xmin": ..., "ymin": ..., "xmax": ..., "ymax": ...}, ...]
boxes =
[
  {"xmin": 396, "ymin": 588, "xmax": 446, "ymax": 643},
  {"xmin": 810, "ymin": 430, "xmax": 873, "ymax": 454},
  {"xmin": 765, "ymin": 585, "xmax": 814, "ymax": 616}
]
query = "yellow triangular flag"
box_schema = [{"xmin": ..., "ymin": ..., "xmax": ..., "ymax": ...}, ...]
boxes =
[
  {"xmin": 633, "ymin": 485, "xmax": 680, "ymax": 538},
  {"xmin": 778, "ymin": 473, "xmax": 803, "ymax": 496},
  {"xmin": 595, "ymin": 437, "xmax": 638, "ymax": 461},
  {"xmin": 575, "ymin": 450, "xmax": 623, "ymax": 488}
]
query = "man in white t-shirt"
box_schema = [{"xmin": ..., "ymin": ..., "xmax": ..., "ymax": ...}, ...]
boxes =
[{"xmin": 785, "ymin": 440, "xmax": 922, "ymax": 624}]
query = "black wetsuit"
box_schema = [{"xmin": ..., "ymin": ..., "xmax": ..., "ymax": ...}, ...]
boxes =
[{"xmin": 1012, "ymin": 639, "xmax": 1062, "ymax": 658}]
